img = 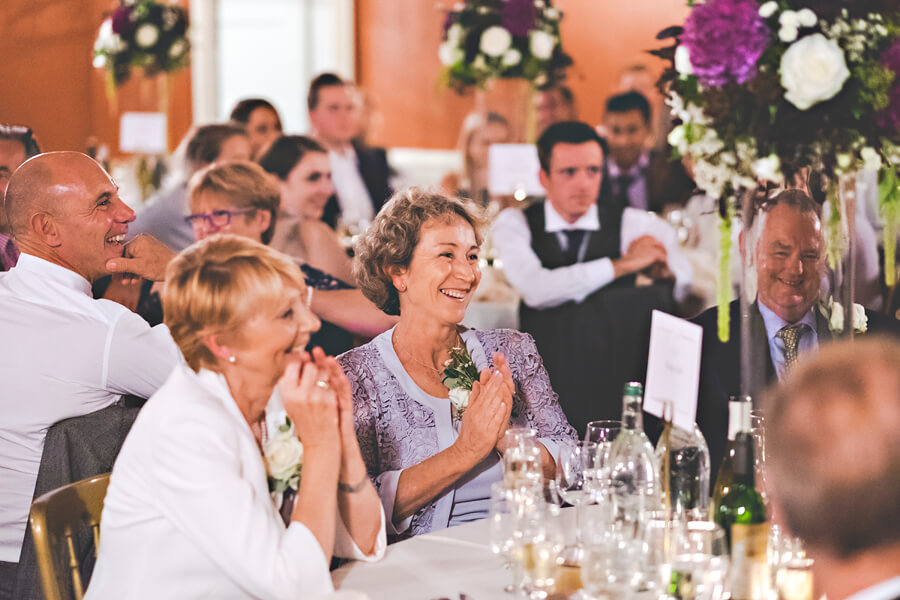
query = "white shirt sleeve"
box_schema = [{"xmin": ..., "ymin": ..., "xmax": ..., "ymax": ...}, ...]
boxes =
[
  {"xmin": 374, "ymin": 469, "xmax": 414, "ymax": 536},
  {"xmin": 151, "ymin": 407, "xmax": 335, "ymax": 599},
  {"xmin": 491, "ymin": 208, "xmax": 616, "ymax": 309},
  {"xmin": 104, "ymin": 313, "xmax": 182, "ymax": 398}
]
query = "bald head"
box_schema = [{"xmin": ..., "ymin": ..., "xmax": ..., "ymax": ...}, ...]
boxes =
[
  {"xmin": 766, "ymin": 337, "xmax": 900, "ymax": 557},
  {"xmin": 4, "ymin": 151, "xmax": 135, "ymax": 282}
]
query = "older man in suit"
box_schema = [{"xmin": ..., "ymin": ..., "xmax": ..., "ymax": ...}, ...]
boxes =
[
  {"xmin": 694, "ymin": 188, "xmax": 900, "ymax": 474},
  {"xmin": 766, "ymin": 339, "xmax": 900, "ymax": 600}
]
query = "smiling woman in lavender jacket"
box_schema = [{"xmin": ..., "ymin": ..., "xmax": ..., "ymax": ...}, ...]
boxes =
[{"xmin": 338, "ymin": 189, "xmax": 576, "ymax": 541}]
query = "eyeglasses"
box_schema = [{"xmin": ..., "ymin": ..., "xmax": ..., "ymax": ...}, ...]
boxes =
[{"xmin": 184, "ymin": 208, "xmax": 255, "ymax": 229}]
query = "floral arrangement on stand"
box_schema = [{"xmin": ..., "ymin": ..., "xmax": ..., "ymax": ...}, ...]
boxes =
[
  {"xmin": 438, "ymin": 0, "xmax": 572, "ymax": 92},
  {"xmin": 93, "ymin": 0, "xmax": 190, "ymax": 87},
  {"xmin": 657, "ymin": 0, "xmax": 900, "ymax": 341}
]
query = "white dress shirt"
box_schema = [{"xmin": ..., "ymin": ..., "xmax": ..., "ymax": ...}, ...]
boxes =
[
  {"xmin": 757, "ymin": 300, "xmax": 819, "ymax": 380},
  {"xmin": 86, "ymin": 365, "xmax": 386, "ymax": 600},
  {"xmin": 491, "ymin": 201, "xmax": 616, "ymax": 309},
  {"xmin": 0, "ymin": 254, "xmax": 181, "ymax": 562},
  {"xmin": 330, "ymin": 147, "xmax": 375, "ymax": 225},
  {"xmin": 608, "ymin": 152, "xmax": 650, "ymax": 210},
  {"xmin": 845, "ymin": 576, "xmax": 900, "ymax": 600}
]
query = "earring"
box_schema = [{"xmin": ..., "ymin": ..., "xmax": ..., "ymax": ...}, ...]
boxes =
[{"xmin": 228, "ymin": 355, "xmax": 236, "ymax": 364}]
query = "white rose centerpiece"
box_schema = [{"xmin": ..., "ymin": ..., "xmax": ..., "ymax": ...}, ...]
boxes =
[{"xmin": 780, "ymin": 33, "xmax": 850, "ymax": 110}]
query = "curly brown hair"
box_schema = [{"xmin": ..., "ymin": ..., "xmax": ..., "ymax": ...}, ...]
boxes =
[{"xmin": 354, "ymin": 188, "xmax": 485, "ymax": 316}]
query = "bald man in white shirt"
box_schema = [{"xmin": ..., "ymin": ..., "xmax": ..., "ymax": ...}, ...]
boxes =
[{"xmin": 0, "ymin": 152, "xmax": 181, "ymax": 595}]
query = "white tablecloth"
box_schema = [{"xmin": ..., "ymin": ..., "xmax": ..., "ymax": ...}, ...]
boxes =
[{"xmin": 332, "ymin": 509, "xmax": 578, "ymax": 600}]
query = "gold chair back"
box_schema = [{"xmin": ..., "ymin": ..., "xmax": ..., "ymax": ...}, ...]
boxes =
[{"xmin": 28, "ymin": 473, "xmax": 110, "ymax": 600}]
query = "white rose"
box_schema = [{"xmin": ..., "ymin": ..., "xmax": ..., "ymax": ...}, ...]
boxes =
[
  {"xmin": 447, "ymin": 23, "xmax": 464, "ymax": 45},
  {"xmin": 780, "ymin": 34, "xmax": 850, "ymax": 110},
  {"xmin": 758, "ymin": 1, "xmax": 778, "ymax": 18},
  {"xmin": 529, "ymin": 30, "xmax": 556, "ymax": 60},
  {"xmin": 675, "ymin": 45, "xmax": 693, "ymax": 75},
  {"xmin": 752, "ymin": 154, "xmax": 781, "ymax": 182},
  {"xmin": 264, "ymin": 431, "xmax": 303, "ymax": 481},
  {"xmin": 135, "ymin": 23, "xmax": 159, "ymax": 49},
  {"xmin": 667, "ymin": 125, "xmax": 687, "ymax": 153},
  {"xmin": 779, "ymin": 10, "xmax": 799, "ymax": 29},
  {"xmin": 796, "ymin": 8, "xmax": 817, "ymax": 28},
  {"xmin": 448, "ymin": 387, "xmax": 470, "ymax": 414},
  {"xmin": 779, "ymin": 26, "xmax": 798, "ymax": 43},
  {"xmin": 439, "ymin": 41, "xmax": 462, "ymax": 66},
  {"xmin": 480, "ymin": 26, "xmax": 512, "ymax": 57},
  {"xmin": 860, "ymin": 147, "xmax": 882, "ymax": 172},
  {"xmin": 502, "ymin": 48, "xmax": 522, "ymax": 67}
]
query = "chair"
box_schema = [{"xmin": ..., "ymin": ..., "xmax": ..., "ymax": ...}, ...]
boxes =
[{"xmin": 28, "ymin": 474, "xmax": 111, "ymax": 600}]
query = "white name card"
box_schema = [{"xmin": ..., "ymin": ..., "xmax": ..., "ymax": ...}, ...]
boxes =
[
  {"xmin": 488, "ymin": 144, "xmax": 544, "ymax": 197},
  {"xmin": 644, "ymin": 310, "xmax": 703, "ymax": 431},
  {"xmin": 119, "ymin": 112, "xmax": 167, "ymax": 155}
]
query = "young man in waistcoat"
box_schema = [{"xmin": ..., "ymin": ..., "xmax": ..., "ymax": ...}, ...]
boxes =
[{"xmin": 492, "ymin": 121, "xmax": 674, "ymax": 435}]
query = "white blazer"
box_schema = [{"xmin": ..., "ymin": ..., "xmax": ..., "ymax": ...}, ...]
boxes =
[{"xmin": 86, "ymin": 365, "xmax": 385, "ymax": 599}]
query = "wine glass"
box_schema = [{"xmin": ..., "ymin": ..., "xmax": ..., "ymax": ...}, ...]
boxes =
[
  {"xmin": 664, "ymin": 521, "xmax": 731, "ymax": 600},
  {"xmin": 513, "ymin": 500, "xmax": 566, "ymax": 599},
  {"xmin": 556, "ymin": 440, "xmax": 599, "ymax": 555},
  {"xmin": 503, "ymin": 443, "xmax": 543, "ymax": 491},
  {"xmin": 584, "ymin": 420, "xmax": 621, "ymax": 480},
  {"xmin": 490, "ymin": 481, "xmax": 525, "ymax": 594}
]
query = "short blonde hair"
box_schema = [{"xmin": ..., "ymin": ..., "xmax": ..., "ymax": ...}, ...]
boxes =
[
  {"xmin": 354, "ymin": 187, "xmax": 485, "ymax": 315},
  {"xmin": 163, "ymin": 234, "xmax": 305, "ymax": 372},
  {"xmin": 188, "ymin": 161, "xmax": 281, "ymax": 244}
]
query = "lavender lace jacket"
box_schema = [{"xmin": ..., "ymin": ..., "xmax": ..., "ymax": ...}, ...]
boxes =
[{"xmin": 338, "ymin": 327, "xmax": 576, "ymax": 540}]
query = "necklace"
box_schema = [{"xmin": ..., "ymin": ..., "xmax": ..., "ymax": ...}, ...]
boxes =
[{"xmin": 392, "ymin": 328, "xmax": 464, "ymax": 379}]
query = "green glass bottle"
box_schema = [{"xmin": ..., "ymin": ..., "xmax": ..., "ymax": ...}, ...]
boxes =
[
  {"xmin": 714, "ymin": 428, "xmax": 768, "ymax": 600},
  {"xmin": 711, "ymin": 396, "xmax": 752, "ymax": 510}
]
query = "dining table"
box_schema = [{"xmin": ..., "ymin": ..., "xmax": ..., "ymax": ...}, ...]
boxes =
[{"xmin": 332, "ymin": 508, "xmax": 582, "ymax": 600}]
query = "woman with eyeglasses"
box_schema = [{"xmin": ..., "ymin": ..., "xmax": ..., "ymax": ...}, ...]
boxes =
[
  {"xmin": 258, "ymin": 135, "xmax": 354, "ymax": 284},
  {"xmin": 186, "ymin": 160, "xmax": 395, "ymax": 355}
]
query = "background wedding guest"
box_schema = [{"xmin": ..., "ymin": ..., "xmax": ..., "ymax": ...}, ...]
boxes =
[
  {"xmin": 229, "ymin": 97, "xmax": 284, "ymax": 159},
  {"xmin": 187, "ymin": 160, "xmax": 394, "ymax": 355},
  {"xmin": 0, "ymin": 152, "xmax": 181, "ymax": 597},
  {"xmin": 130, "ymin": 123, "xmax": 251, "ymax": 252},
  {"xmin": 440, "ymin": 111, "xmax": 510, "ymax": 207},
  {"xmin": 0, "ymin": 124, "xmax": 41, "ymax": 272},
  {"xmin": 766, "ymin": 338, "xmax": 900, "ymax": 600},
  {"xmin": 492, "ymin": 121, "xmax": 676, "ymax": 435},
  {"xmin": 307, "ymin": 72, "xmax": 392, "ymax": 228},
  {"xmin": 258, "ymin": 134, "xmax": 355, "ymax": 283},
  {"xmin": 86, "ymin": 236, "xmax": 385, "ymax": 599},
  {"xmin": 340, "ymin": 188, "xmax": 576, "ymax": 541},
  {"xmin": 694, "ymin": 188, "xmax": 900, "ymax": 478},
  {"xmin": 535, "ymin": 84, "xmax": 577, "ymax": 136}
]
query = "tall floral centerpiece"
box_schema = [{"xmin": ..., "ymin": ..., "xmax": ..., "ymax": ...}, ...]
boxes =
[
  {"xmin": 659, "ymin": 0, "xmax": 900, "ymax": 342},
  {"xmin": 93, "ymin": 0, "xmax": 190, "ymax": 87},
  {"xmin": 438, "ymin": 0, "xmax": 571, "ymax": 142}
]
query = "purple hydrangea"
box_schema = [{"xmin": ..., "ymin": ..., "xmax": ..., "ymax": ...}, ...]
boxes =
[
  {"xmin": 501, "ymin": 0, "xmax": 536, "ymax": 38},
  {"xmin": 877, "ymin": 38, "xmax": 900, "ymax": 131},
  {"xmin": 681, "ymin": 0, "xmax": 771, "ymax": 87}
]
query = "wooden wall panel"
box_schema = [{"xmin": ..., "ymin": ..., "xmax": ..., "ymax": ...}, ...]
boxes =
[
  {"xmin": 355, "ymin": 0, "xmax": 691, "ymax": 150},
  {"xmin": 0, "ymin": 0, "xmax": 192, "ymax": 156}
]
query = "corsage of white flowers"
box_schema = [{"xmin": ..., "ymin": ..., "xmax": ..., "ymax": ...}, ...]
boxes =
[
  {"xmin": 442, "ymin": 345, "xmax": 480, "ymax": 423},
  {"xmin": 263, "ymin": 416, "xmax": 303, "ymax": 494},
  {"xmin": 780, "ymin": 33, "xmax": 850, "ymax": 110},
  {"xmin": 820, "ymin": 297, "xmax": 868, "ymax": 334}
]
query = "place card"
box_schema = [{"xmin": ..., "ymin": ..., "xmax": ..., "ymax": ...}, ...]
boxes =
[
  {"xmin": 119, "ymin": 112, "xmax": 167, "ymax": 154},
  {"xmin": 488, "ymin": 144, "xmax": 544, "ymax": 198},
  {"xmin": 643, "ymin": 310, "xmax": 703, "ymax": 431}
]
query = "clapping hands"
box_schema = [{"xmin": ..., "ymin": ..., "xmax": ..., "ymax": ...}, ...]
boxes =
[{"xmin": 454, "ymin": 353, "xmax": 515, "ymax": 462}]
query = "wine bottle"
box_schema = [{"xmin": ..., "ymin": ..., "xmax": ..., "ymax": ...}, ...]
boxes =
[
  {"xmin": 714, "ymin": 427, "xmax": 768, "ymax": 600},
  {"xmin": 609, "ymin": 382, "xmax": 660, "ymax": 520},
  {"xmin": 711, "ymin": 396, "xmax": 752, "ymax": 509}
]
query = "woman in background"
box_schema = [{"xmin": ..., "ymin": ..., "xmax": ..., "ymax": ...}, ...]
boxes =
[{"xmin": 230, "ymin": 98, "xmax": 284, "ymax": 159}]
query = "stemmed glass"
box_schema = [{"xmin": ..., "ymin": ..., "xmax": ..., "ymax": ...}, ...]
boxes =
[
  {"xmin": 585, "ymin": 420, "xmax": 622, "ymax": 480},
  {"xmin": 556, "ymin": 440, "xmax": 600, "ymax": 559},
  {"xmin": 489, "ymin": 482, "xmax": 526, "ymax": 594},
  {"xmin": 501, "ymin": 428, "xmax": 542, "ymax": 491}
]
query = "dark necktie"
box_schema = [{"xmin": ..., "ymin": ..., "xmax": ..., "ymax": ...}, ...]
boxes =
[
  {"xmin": 775, "ymin": 323, "xmax": 806, "ymax": 372},
  {"xmin": 614, "ymin": 174, "xmax": 634, "ymax": 210},
  {"xmin": 562, "ymin": 229, "xmax": 587, "ymax": 265}
]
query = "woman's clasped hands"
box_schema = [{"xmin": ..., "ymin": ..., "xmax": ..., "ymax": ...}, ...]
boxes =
[{"xmin": 453, "ymin": 352, "xmax": 515, "ymax": 462}]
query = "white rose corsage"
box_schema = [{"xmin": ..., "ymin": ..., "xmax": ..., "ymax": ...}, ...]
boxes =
[
  {"xmin": 819, "ymin": 297, "xmax": 867, "ymax": 334},
  {"xmin": 442, "ymin": 346, "xmax": 479, "ymax": 423},
  {"xmin": 263, "ymin": 416, "xmax": 303, "ymax": 496}
]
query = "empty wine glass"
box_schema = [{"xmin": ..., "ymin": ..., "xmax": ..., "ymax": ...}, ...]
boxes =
[
  {"xmin": 556, "ymin": 440, "xmax": 599, "ymax": 556},
  {"xmin": 490, "ymin": 481, "xmax": 526, "ymax": 594},
  {"xmin": 585, "ymin": 420, "xmax": 622, "ymax": 481}
]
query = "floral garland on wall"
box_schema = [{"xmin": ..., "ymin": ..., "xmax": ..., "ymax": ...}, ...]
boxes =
[
  {"xmin": 438, "ymin": 0, "xmax": 572, "ymax": 92},
  {"xmin": 93, "ymin": 0, "xmax": 190, "ymax": 87},
  {"xmin": 657, "ymin": 0, "xmax": 900, "ymax": 341}
]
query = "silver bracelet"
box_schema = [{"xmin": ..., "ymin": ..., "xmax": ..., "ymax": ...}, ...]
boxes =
[{"xmin": 338, "ymin": 474, "xmax": 369, "ymax": 494}]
